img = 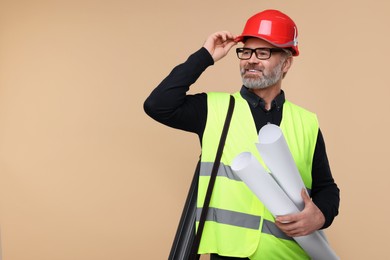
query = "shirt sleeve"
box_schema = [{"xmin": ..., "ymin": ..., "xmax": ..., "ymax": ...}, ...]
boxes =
[
  {"xmin": 143, "ymin": 47, "xmax": 213, "ymax": 137},
  {"xmin": 311, "ymin": 129, "xmax": 340, "ymax": 229}
]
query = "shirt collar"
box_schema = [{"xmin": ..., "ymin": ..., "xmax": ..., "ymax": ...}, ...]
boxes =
[{"xmin": 240, "ymin": 86, "xmax": 285, "ymax": 111}]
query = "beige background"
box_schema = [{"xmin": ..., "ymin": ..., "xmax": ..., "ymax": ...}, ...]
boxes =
[{"xmin": 1, "ymin": 0, "xmax": 389, "ymax": 259}]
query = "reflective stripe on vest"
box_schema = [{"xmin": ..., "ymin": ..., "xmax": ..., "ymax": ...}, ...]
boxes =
[
  {"xmin": 196, "ymin": 207, "xmax": 293, "ymax": 241},
  {"xmin": 197, "ymin": 92, "xmax": 318, "ymax": 257},
  {"xmin": 199, "ymin": 161, "xmax": 312, "ymax": 195}
]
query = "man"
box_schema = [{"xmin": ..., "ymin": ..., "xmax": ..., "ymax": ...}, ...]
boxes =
[{"xmin": 144, "ymin": 9, "xmax": 339, "ymax": 260}]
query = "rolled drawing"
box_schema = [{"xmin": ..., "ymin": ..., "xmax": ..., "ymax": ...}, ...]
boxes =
[
  {"xmin": 231, "ymin": 152, "xmax": 339, "ymax": 260},
  {"xmin": 257, "ymin": 124, "xmax": 329, "ymax": 242},
  {"xmin": 257, "ymin": 124, "xmax": 306, "ymax": 210},
  {"xmin": 232, "ymin": 152, "xmax": 298, "ymax": 216}
]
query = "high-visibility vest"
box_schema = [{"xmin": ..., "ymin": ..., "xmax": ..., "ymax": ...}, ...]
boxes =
[{"xmin": 197, "ymin": 92, "xmax": 319, "ymax": 259}]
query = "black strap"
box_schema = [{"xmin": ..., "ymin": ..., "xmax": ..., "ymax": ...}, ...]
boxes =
[
  {"xmin": 168, "ymin": 160, "xmax": 200, "ymax": 260},
  {"xmin": 189, "ymin": 95, "xmax": 235, "ymax": 260}
]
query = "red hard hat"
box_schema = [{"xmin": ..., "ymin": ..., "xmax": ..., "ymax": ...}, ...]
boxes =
[{"xmin": 235, "ymin": 10, "xmax": 299, "ymax": 56}]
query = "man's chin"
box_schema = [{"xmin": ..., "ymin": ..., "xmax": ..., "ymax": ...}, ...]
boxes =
[
  {"xmin": 244, "ymin": 79, "xmax": 275, "ymax": 90},
  {"xmin": 243, "ymin": 78, "xmax": 263, "ymax": 89}
]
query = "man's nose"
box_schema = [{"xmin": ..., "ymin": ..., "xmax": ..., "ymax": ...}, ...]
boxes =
[{"xmin": 248, "ymin": 52, "xmax": 260, "ymax": 63}]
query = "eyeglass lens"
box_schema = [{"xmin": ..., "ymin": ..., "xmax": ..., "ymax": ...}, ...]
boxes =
[{"xmin": 237, "ymin": 48, "xmax": 272, "ymax": 60}]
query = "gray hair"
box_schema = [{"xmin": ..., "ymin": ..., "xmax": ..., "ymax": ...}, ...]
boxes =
[{"xmin": 281, "ymin": 49, "xmax": 293, "ymax": 78}]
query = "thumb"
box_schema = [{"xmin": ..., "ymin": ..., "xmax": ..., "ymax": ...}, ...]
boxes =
[{"xmin": 301, "ymin": 188, "xmax": 311, "ymax": 204}]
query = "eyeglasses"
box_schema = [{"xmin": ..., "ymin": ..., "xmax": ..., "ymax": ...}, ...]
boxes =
[{"xmin": 236, "ymin": 47, "xmax": 286, "ymax": 60}]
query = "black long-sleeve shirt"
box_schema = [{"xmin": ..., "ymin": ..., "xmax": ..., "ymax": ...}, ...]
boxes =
[{"xmin": 144, "ymin": 47, "xmax": 339, "ymax": 229}]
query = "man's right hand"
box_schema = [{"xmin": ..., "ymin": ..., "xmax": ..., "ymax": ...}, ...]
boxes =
[{"xmin": 203, "ymin": 31, "xmax": 237, "ymax": 62}]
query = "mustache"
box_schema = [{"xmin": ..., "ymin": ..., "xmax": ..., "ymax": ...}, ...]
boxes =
[
  {"xmin": 241, "ymin": 65, "xmax": 263, "ymax": 75},
  {"xmin": 243, "ymin": 65, "xmax": 263, "ymax": 71}
]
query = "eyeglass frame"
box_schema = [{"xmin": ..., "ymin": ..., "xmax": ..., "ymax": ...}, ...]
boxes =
[{"xmin": 235, "ymin": 47, "xmax": 287, "ymax": 60}]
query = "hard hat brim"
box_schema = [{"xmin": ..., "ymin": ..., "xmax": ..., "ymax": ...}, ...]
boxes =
[{"xmin": 234, "ymin": 34, "xmax": 299, "ymax": 56}]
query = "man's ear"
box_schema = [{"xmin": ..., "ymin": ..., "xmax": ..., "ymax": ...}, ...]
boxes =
[{"xmin": 282, "ymin": 56, "xmax": 293, "ymax": 73}]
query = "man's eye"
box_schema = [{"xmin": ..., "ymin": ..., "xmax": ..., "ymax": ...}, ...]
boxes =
[{"xmin": 257, "ymin": 50, "xmax": 269, "ymax": 56}]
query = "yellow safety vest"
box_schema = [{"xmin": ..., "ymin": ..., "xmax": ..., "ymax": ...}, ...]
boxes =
[{"xmin": 197, "ymin": 92, "xmax": 318, "ymax": 259}]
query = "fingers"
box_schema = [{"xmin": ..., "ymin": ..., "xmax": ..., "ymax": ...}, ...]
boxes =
[
  {"xmin": 276, "ymin": 219, "xmax": 310, "ymax": 237},
  {"xmin": 274, "ymin": 190, "xmax": 324, "ymax": 237},
  {"xmin": 205, "ymin": 31, "xmax": 235, "ymax": 41},
  {"xmin": 204, "ymin": 31, "xmax": 229, "ymax": 47},
  {"xmin": 214, "ymin": 31, "xmax": 236, "ymax": 42},
  {"xmin": 275, "ymin": 213, "xmax": 298, "ymax": 224},
  {"xmin": 275, "ymin": 213, "xmax": 298, "ymax": 237},
  {"xmin": 203, "ymin": 31, "xmax": 237, "ymax": 62},
  {"xmin": 203, "ymin": 31, "xmax": 235, "ymax": 52}
]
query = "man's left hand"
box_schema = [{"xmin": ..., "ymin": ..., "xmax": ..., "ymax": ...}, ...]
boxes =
[{"xmin": 275, "ymin": 189, "xmax": 325, "ymax": 237}]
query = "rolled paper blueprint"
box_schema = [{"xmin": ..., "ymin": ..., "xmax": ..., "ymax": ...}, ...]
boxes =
[
  {"xmin": 231, "ymin": 152, "xmax": 299, "ymax": 216},
  {"xmin": 257, "ymin": 124, "xmax": 329, "ymax": 244},
  {"xmin": 294, "ymin": 233, "xmax": 338, "ymax": 260},
  {"xmin": 231, "ymin": 152, "xmax": 339, "ymax": 260},
  {"xmin": 257, "ymin": 124, "xmax": 306, "ymax": 211}
]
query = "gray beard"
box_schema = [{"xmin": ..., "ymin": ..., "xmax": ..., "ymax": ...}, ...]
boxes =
[{"xmin": 241, "ymin": 61, "xmax": 284, "ymax": 90}]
